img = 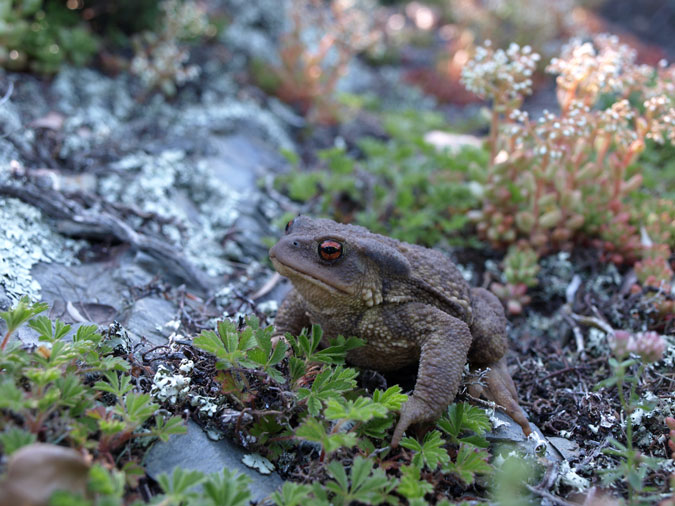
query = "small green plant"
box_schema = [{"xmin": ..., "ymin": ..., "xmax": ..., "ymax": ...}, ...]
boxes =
[
  {"xmin": 130, "ymin": 0, "xmax": 216, "ymax": 96},
  {"xmin": 489, "ymin": 244, "xmax": 540, "ymax": 314},
  {"xmin": 0, "ymin": 0, "xmax": 99, "ymax": 73},
  {"xmin": 0, "ymin": 298, "xmax": 192, "ymax": 504},
  {"xmin": 596, "ymin": 330, "xmax": 668, "ymax": 504},
  {"xmin": 275, "ymin": 109, "xmax": 488, "ymax": 247},
  {"xmin": 189, "ymin": 319, "xmax": 501, "ymax": 502}
]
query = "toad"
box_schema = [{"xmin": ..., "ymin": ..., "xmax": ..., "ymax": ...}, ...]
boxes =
[{"xmin": 269, "ymin": 216, "xmax": 531, "ymax": 446}]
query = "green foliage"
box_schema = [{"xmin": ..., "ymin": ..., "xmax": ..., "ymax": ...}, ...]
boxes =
[
  {"xmin": 594, "ymin": 338, "xmax": 669, "ymax": 505},
  {"xmin": 295, "ymin": 416, "xmax": 359, "ymax": 455},
  {"xmin": 272, "ymin": 481, "xmax": 314, "ymax": 506},
  {"xmin": 396, "ymin": 464, "xmax": 433, "ymax": 502},
  {"xmin": 0, "ymin": 298, "xmax": 187, "ymax": 504},
  {"xmin": 194, "ymin": 316, "xmax": 288, "ymax": 383},
  {"xmin": 490, "ymin": 453, "xmax": 537, "ymax": 506},
  {"xmin": 444, "ymin": 443, "xmax": 492, "ymax": 485},
  {"xmin": 0, "ymin": 0, "xmax": 99, "ymax": 73},
  {"xmin": 201, "ymin": 468, "xmax": 252, "ymax": 506},
  {"xmin": 437, "ymin": 401, "xmax": 491, "ymax": 447},
  {"xmin": 275, "ymin": 110, "xmax": 487, "ymax": 247},
  {"xmin": 400, "ymin": 430, "xmax": 450, "ymax": 470},
  {"xmin": 296, "ymin": 365, "xmax": 359, "ymax": 416},
  {"xmin": 636, "ymin": 139, "xmax": 675, "ymax": 202},
  {"xmin": 157, "ymin": 467, "xmax": 206, "ymax": 503},
  {"xmin": 0, "ymin": 296, "xmax": 48, "ymax": 351},
  {"xmin": 288, "ymin": 325, "xmax": 365, "ymax": 368},
  {"xmin": 0, "ymin": 426, "xmax": 36, "ymax": 454},
  {"xmin": 323, "ymin": 456, "xmax": 397, "ymax": 506}
]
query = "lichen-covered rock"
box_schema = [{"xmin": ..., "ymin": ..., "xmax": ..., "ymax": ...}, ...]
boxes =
[{"xmin": 0, "ymin": 197, "xmax": 83, "ymax": 302}]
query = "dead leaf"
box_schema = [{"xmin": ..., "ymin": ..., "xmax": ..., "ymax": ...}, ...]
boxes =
[{"xmin": 0, "ymin": 443, "xmax": 90, "ymax": 506}]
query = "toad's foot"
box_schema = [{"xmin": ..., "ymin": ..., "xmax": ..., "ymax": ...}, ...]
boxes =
[
  {"xmin": 469, "ymin": 357, "xmax": 531, "ymax": 436},
  {"xmin": 392, "ymin": 395, "xmax": 439, "ymax": 447}
]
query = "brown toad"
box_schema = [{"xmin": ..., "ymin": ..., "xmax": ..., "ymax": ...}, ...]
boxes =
[{"xmin": 269, "ymin": 216, "xmax": 531, "ymax": 446}]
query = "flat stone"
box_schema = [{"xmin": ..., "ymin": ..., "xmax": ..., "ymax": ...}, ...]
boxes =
[
  {"xmin": 31, "ymin": 255, "xmax": 128, "ymax": 311},
  {"xmin": 144, "ymin": 420, "xmax": 284, "ymax": 503},
  {"xmin": 547, "ymin": 436, "xmax": 581, "ymax": 460},
  {"xmin": 124, "ymin": 296, "xmax": 177, "ymax": 347},
  {"xmin": 487, "ymin": 410, "xmax": 561, "ymax": 462},
  {"xmin": 209, "ymin": 134, "xmax": 286, "ymax": 193}
]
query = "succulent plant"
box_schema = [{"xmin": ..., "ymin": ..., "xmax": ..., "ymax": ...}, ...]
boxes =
[{"xmin": 0, "ymin": 0, "xmax": 99, "ymax": 73}]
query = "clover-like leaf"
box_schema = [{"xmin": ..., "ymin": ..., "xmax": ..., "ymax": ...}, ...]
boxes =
[
  {"xmin": 444, "ymin": 443, "xmax": 492, "ymax": 485},
  {"xmin": 400, "ymin": 430, "xmax": 450, "ymax": 470}
]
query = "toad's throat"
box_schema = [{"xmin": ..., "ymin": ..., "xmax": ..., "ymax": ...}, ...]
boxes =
[{"xmin": 270, "ymin": 257, "xmax": 353, "ymax": 295}]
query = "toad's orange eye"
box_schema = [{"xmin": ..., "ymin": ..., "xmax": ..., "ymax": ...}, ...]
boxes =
[
  {"xmin": 285, "ymin": 219, "xmax": 294, "ymax": 232},
  {"xmin": 318, "ymin": 240, "xmax": 342, "ymax": 261}
]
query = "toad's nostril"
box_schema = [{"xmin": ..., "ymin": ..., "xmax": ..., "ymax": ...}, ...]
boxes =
[{"xmin": 292, "ymin": 241, "xmax": 299, "ymax": 247}]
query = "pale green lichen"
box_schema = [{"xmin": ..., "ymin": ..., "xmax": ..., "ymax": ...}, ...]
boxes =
[
  {"xmin": 151, "ymin": 364, "xmax": 191, "ymax": 404},
  {"xmin": 0, "ymin": 196, "xmax": 84, "ymax": 302},
  {"xmin": 99, "ymin": 149, "xmax": 242, "ymax": 278}
]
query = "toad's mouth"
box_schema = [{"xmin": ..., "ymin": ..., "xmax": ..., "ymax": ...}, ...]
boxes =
[{"xmin": 269, "ymin": 256, "xmax": 353, "ymax": 295}]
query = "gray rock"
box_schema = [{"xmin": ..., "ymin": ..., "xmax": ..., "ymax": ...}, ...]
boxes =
[
  {"xmin": 31, "ymin": 256, "xmax": 128, "ymax": 311},
  {"xmin": 144, "ymin": 420, "xmax": 284, "ymax": 503},
  {"xmin": 487, "ymin": 410, "xmax": 562, "ymax": 462},
  {"xmin": 125, "ymin": 297, "xmax": 178, "ymax": 347},
  {"xmin": 209, "ymin": 134, "xmax": 287, "ymax": 194},
  {"xmin": 547, "ymin": 436, "xmax": 581, "ymax": 461}
]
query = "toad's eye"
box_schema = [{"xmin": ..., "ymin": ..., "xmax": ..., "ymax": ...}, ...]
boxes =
[
  {"xmin": 285, "ymin": 219, "xmax": 294, "ymax": 233},
  {"xmin": 318, "ymin": 240, "xmax": 342, "ymax": 261}
]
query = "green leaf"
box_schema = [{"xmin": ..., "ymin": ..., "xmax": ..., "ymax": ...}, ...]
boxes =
[
  {"xmin": 397, "ymin": 464, "xmax": 433, "ymax": 500},
  {"xmin": 296, "ymin": 366, "xmax": 359, "ymax": 415},
  {"xmin": 289, "ymin": 356, "xmax": 306, "ymax": 385},
  {"xmin": 194, "ymin": 320, "xmax": 258, "ymax": 370},
  {"xmin": 319, "ymin": 147, "xmax": 354, "ymax": 174},
  {"xmin": 287, "ymin": 171, "xmax": 321, "ymax": 201},
  {"xmin": 437, "ymin": 402, "xmax": 491, "ymax": 444},
  {"xmin": 444, "ymin": 444, "xmax": 492, "ymax": 485},
  {"xmin": 245, "ymin": 324, "xmax": 288, "ymax": 383},
  {"xmin": 157, "ymin": 467, "xmax": 205, "ymax": 496},
  {"xmin": 193, "ymin": 329, "xmax": 227, "ymax": 358},
  {"xmin": 324, "ymin": 456, "xmax": 395, "ymax": 506},
  {"xmin": 124, "ymin": 393, "xmax": 158, "ymax": 425},
  {"xmin": 0, "ymin": 296, "xmax": 48, "ymax": 335},
  {"xmin": 361, "ymin": 416, "xmax": 396, "ymax": 439},
  {"xmin": 313, "ymin": 336, "xmax": 365, "ymax": 364},
  {"xmin": 73, "ymin": 324, "xmax": 101, "ymax": 343},
  {"xmin": 295, "ymin": 417, "xmax": 358, "ymax": 455},
  {"xmin": 324, "ymin": 397, "xmax": 388, "ymax": 422},
  {"xmin": 94, "ymin": 371, "xmax": 133, "ymax": 398},
  {"xmin": 0, "ymin": 427, "xmax": 37, "ymax": 455},
  {"xmin": 88, "ymin": 464, "xmax": 125, "ymax": 497},
  {"xmin": 372, "ymin": 385, "xmax": 407, "ymax": 411},
  {"xmin": 400, "ymin": 430, "xmax": 450, "ymax": 470},
  {"xmin": 289, "ymin": 326, "xmax": 363, "ymax": 365},
  {"xmin": 272, "ymin": 481, "xmax": 313, "ymax": 506},
  {"xmin": 0, "ymin": 378, "xmax": 24, "ymax": 410},
  {"xmin": 202, "ymin": 468, "xmax": 251, "ymax": 506},
  {"xmin": 151, "ymin": 415, "xmax": 187, "ymax": 442},
  {"xmin": 54, "ymin": 374, "xmax": 86, "ymax": 407}
]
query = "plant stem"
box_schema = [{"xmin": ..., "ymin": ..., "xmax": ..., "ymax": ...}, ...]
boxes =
[{"xmin": 1, "ymin": 329, "xmax": 13, "ymax": 351}]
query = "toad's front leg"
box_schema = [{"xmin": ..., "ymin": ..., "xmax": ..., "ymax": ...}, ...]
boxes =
[{"xmin": 388, "ymin": 303, "xmax": 473, "ymax": 447}]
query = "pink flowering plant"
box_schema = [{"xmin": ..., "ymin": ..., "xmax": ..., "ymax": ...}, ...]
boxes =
[
  {"xmin": 461, "ymin": 34, "xmax": 675, "ymax": 313},
  {"xmin": 596, "ymin": 330, "xmax": 669, "ymax": 503}
]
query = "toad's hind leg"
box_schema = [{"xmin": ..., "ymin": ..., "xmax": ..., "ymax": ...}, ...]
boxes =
[
  {"xmin": 467, "ymin": 288, "xmax": 531, "ymax": 436},
  {"xmin": 467, "ymin": 287, "xmax": 508, "ymax": 366}
]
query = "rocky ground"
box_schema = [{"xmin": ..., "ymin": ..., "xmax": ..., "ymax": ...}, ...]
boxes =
[{"xmin": 0, "ymin": 1, "xmax": 674, "ymax": 504}]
